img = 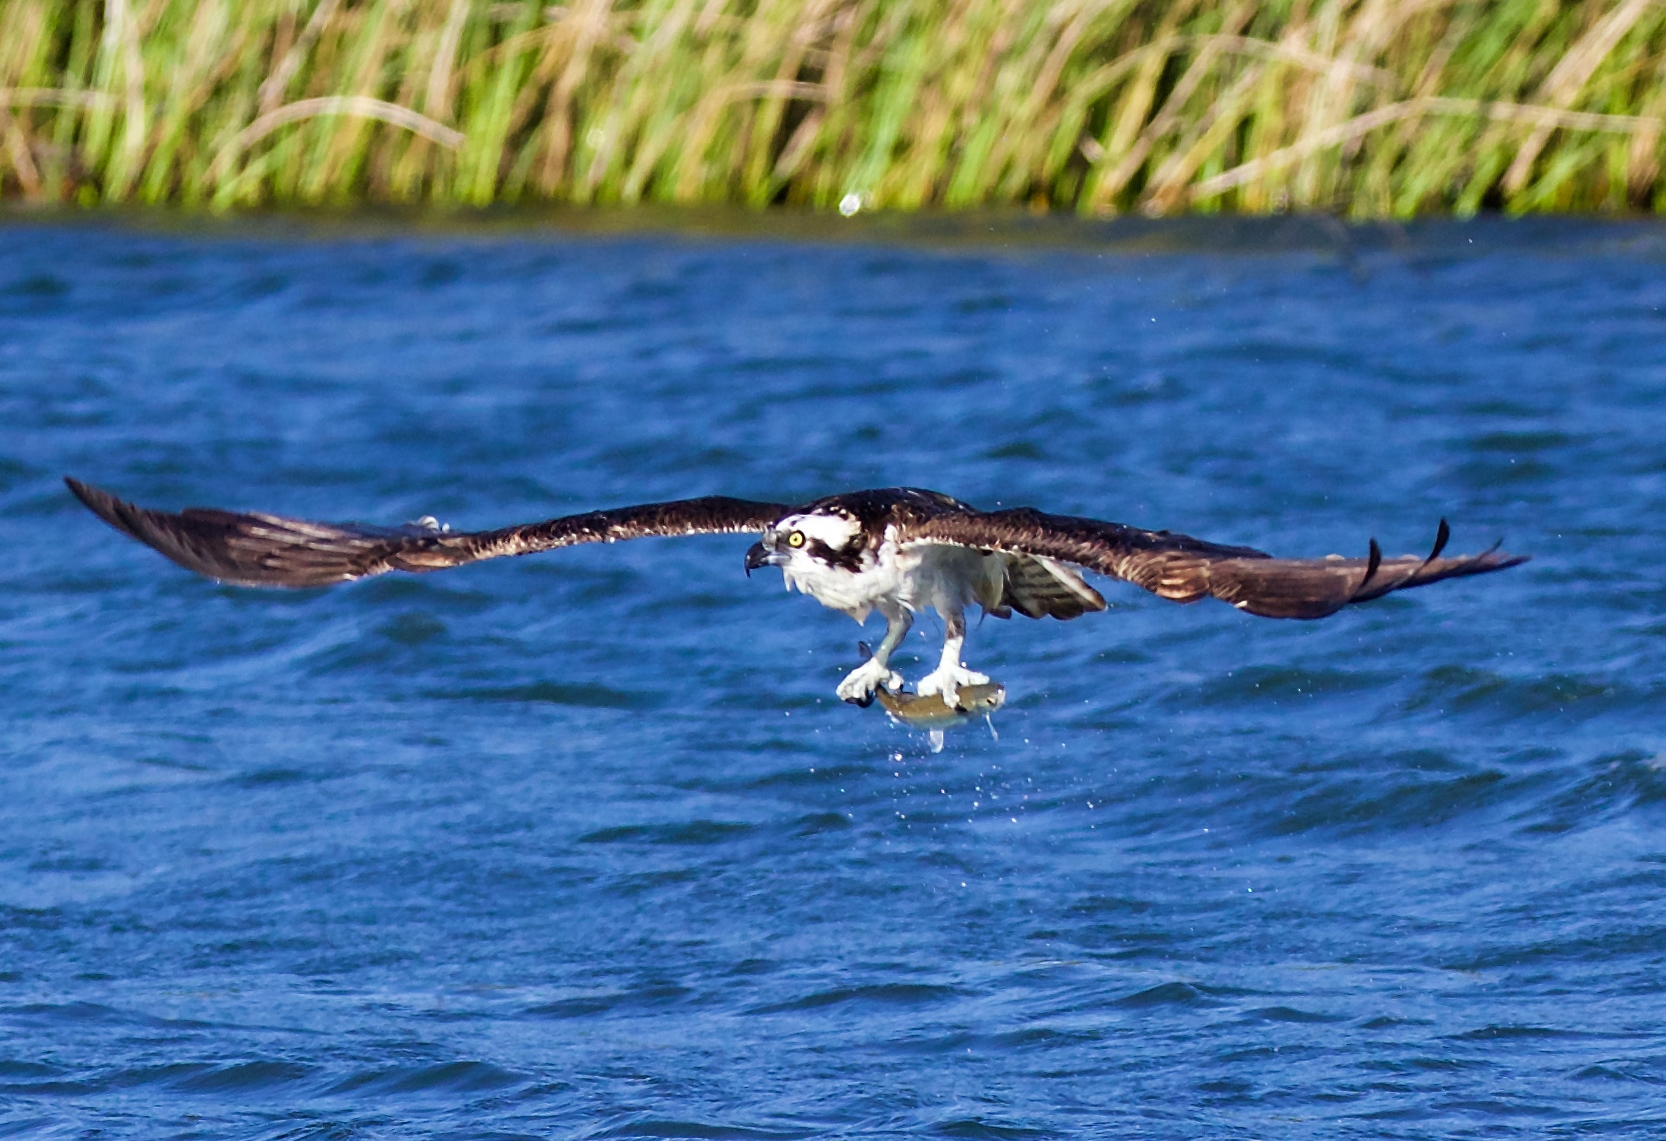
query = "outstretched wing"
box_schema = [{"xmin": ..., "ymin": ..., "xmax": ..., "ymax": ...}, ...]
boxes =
[
  {"xmin": 901, "ymin": 507, "xmax": 1526, "ymax": 620},
  {"xmin": 66, "ymin": 477, "xmax": 789, "ymax": 589}
]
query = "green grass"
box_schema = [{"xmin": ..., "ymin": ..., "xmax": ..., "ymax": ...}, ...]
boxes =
[{"xmin": 3, "ymin": 0, "xmax": 1666, "ymax": 215}]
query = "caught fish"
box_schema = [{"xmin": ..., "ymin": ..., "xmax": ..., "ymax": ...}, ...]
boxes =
[
  {"xmin": 873, "ymin": 682, "xmax": 1006, "ymax": 728},
  {"xmin": 851, "ymin": 641, "xmax": 1004, "ymax": 752}
]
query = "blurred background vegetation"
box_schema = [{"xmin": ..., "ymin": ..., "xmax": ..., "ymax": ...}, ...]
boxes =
[{"xmin": 3, "ymin": 0, "xmax": 1666, "ymax": 215}]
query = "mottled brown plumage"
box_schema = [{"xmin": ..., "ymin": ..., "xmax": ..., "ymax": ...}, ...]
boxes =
[
  {"xmin": 65, "ymin": 477, "xmax": 788, "ymax": 589},
  {"xmin": 67, "ymin": 476, "xmax": 1527, "ymax": 706},
  {"xmin": 65, "ymin": 478, "xmax": 1524, "ymax": 622},
  {"xmin": 897, "ymin": 504, "xmax": 1525, "ymax": 620},
  {"xmin": 61, "ymin": 473, "xmax": 1526, "ymax": 702}
]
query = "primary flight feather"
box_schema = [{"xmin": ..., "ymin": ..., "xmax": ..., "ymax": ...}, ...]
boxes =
[{"xmin": 65, "ymin": 478, "xmax": 1526, "ymax": 708}]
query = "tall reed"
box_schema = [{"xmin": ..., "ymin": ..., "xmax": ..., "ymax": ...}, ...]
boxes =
[{"xmin": 3, "ymin": 0, "xmax": 1666, "ymax": 215}]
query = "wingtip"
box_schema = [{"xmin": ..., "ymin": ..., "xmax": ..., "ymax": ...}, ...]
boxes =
[
  {"xmin": 64, "ymin": 475, "xmax": 119, "ymax": 521},
  {"xmin": 1427, "ymin": 517, "xmax": 1451, "ymax": 563},
  {"xmin": 1358, "ymin": 537, "xmax": 1382, "ymax": 592}
]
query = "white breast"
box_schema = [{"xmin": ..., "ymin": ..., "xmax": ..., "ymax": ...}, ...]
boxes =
[
  {"xmin": 783, "ymin": 527, "xmax": 1002, "ymax": 623},
  {"xmin": 889, "ymin": 540, "xmax": 1004, "ymax": 616},
  {"xmin": 781, "ymin": 552, "xmax": 898, "ymax": 622}
]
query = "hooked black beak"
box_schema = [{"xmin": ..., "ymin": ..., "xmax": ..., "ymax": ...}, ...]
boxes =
[{"xmin": 744, "ymin": 541, "xmax": 772, "ymax": 577}]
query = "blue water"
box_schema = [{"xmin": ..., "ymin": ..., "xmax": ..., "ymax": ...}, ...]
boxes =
[{"xmin": 2, "ymin": 214, "xmax": 1664, "ymax": 1138}]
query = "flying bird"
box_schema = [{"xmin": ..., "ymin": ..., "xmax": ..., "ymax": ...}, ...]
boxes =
[{"xmin": 65, "ymin": 478, "xmax": 1526, "ymax": 707}]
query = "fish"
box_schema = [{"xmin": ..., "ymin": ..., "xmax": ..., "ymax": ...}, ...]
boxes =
[
  {"xmin": 872, "ymin": 682, "xmax": 1006, "ymax": 728},
  {"xmin": 851, "ymin": 641, "xmax": 1005, "ymax": 751}
]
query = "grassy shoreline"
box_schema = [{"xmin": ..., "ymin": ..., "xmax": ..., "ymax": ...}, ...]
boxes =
[{"xmin": 4, "ymin": 0, "xmax": 1666, "ymax": 216}]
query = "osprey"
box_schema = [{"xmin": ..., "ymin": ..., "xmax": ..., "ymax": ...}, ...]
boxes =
[{"xmin": 65, "ymin": 478, "xmax": 1526, "ymax": 707}]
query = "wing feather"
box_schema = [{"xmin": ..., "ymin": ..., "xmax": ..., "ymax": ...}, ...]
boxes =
[
  {"xmin": 1000, "ymin": 555, "xmax": 1107, "ymax": 619},
  {"xmin": 902, "ymin": 506, "xmax": 1526, "ymax": 620},
  {"xmin": 66, "ymin": 477, "xmax": 788, "ymax": 589}
]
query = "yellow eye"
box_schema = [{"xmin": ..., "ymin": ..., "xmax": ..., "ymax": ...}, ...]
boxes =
[{"xmin": 786, "ymin": 530, "xmax": 806, "ymax": 548}]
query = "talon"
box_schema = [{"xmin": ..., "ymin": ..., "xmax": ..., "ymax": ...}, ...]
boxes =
[
  {"xmin": 917, "ymin": 665, "xmax": 989, "ymax": 709},
  {"xmin": 845, "ymin": 692, "xmax": 874, "ymax": 708},
  {"xmin": 836, "ymin": 657, "xmax": 904, "ymax": 705}
]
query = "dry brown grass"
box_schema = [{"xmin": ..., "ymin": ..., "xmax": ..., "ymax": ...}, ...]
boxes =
[{"xmin": 3, "ymin": 0, "xmax": 1665, "ymax": 215}]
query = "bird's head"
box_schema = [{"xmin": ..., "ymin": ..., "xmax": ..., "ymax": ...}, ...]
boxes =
[{"xmin": 744, "ymin": 509, "xmax": 864, "ymax": 578}]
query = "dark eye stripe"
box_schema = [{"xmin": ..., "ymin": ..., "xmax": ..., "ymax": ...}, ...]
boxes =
[{"xmin": 805, "ymin": 537, "xmax": 865, "ymax": 573}]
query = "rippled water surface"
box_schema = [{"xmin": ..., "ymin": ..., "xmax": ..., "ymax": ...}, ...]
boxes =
[{"xmin": 3, "ymin": 214, "xmax": 1664, "ymax": 1138}]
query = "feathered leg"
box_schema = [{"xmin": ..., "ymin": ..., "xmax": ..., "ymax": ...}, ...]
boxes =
[
  {"xmin": 836, "ymin": 604, "xmax": 910, "ymax": 704},
  {"xmin": 915, "ymin": 604, "xmax": 989, "ymax": 709}
]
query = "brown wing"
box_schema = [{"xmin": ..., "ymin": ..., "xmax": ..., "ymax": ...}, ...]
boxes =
[
  {"xmin": 66, "ymin": 477, "xmax": 789, "ymax": 589},
  {"xmin": 901, "ymin": 507, "xmax": 1526, "ymax": 620},
  {"xmin": 998, "ymin": 554, "xmax": 1107, "ymax": 619}
]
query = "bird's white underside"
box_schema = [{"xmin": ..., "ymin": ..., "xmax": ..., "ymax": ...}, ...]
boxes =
[{"xmin": 775, "ymin": 523, "xmax": 1005, "ymax": 706}]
